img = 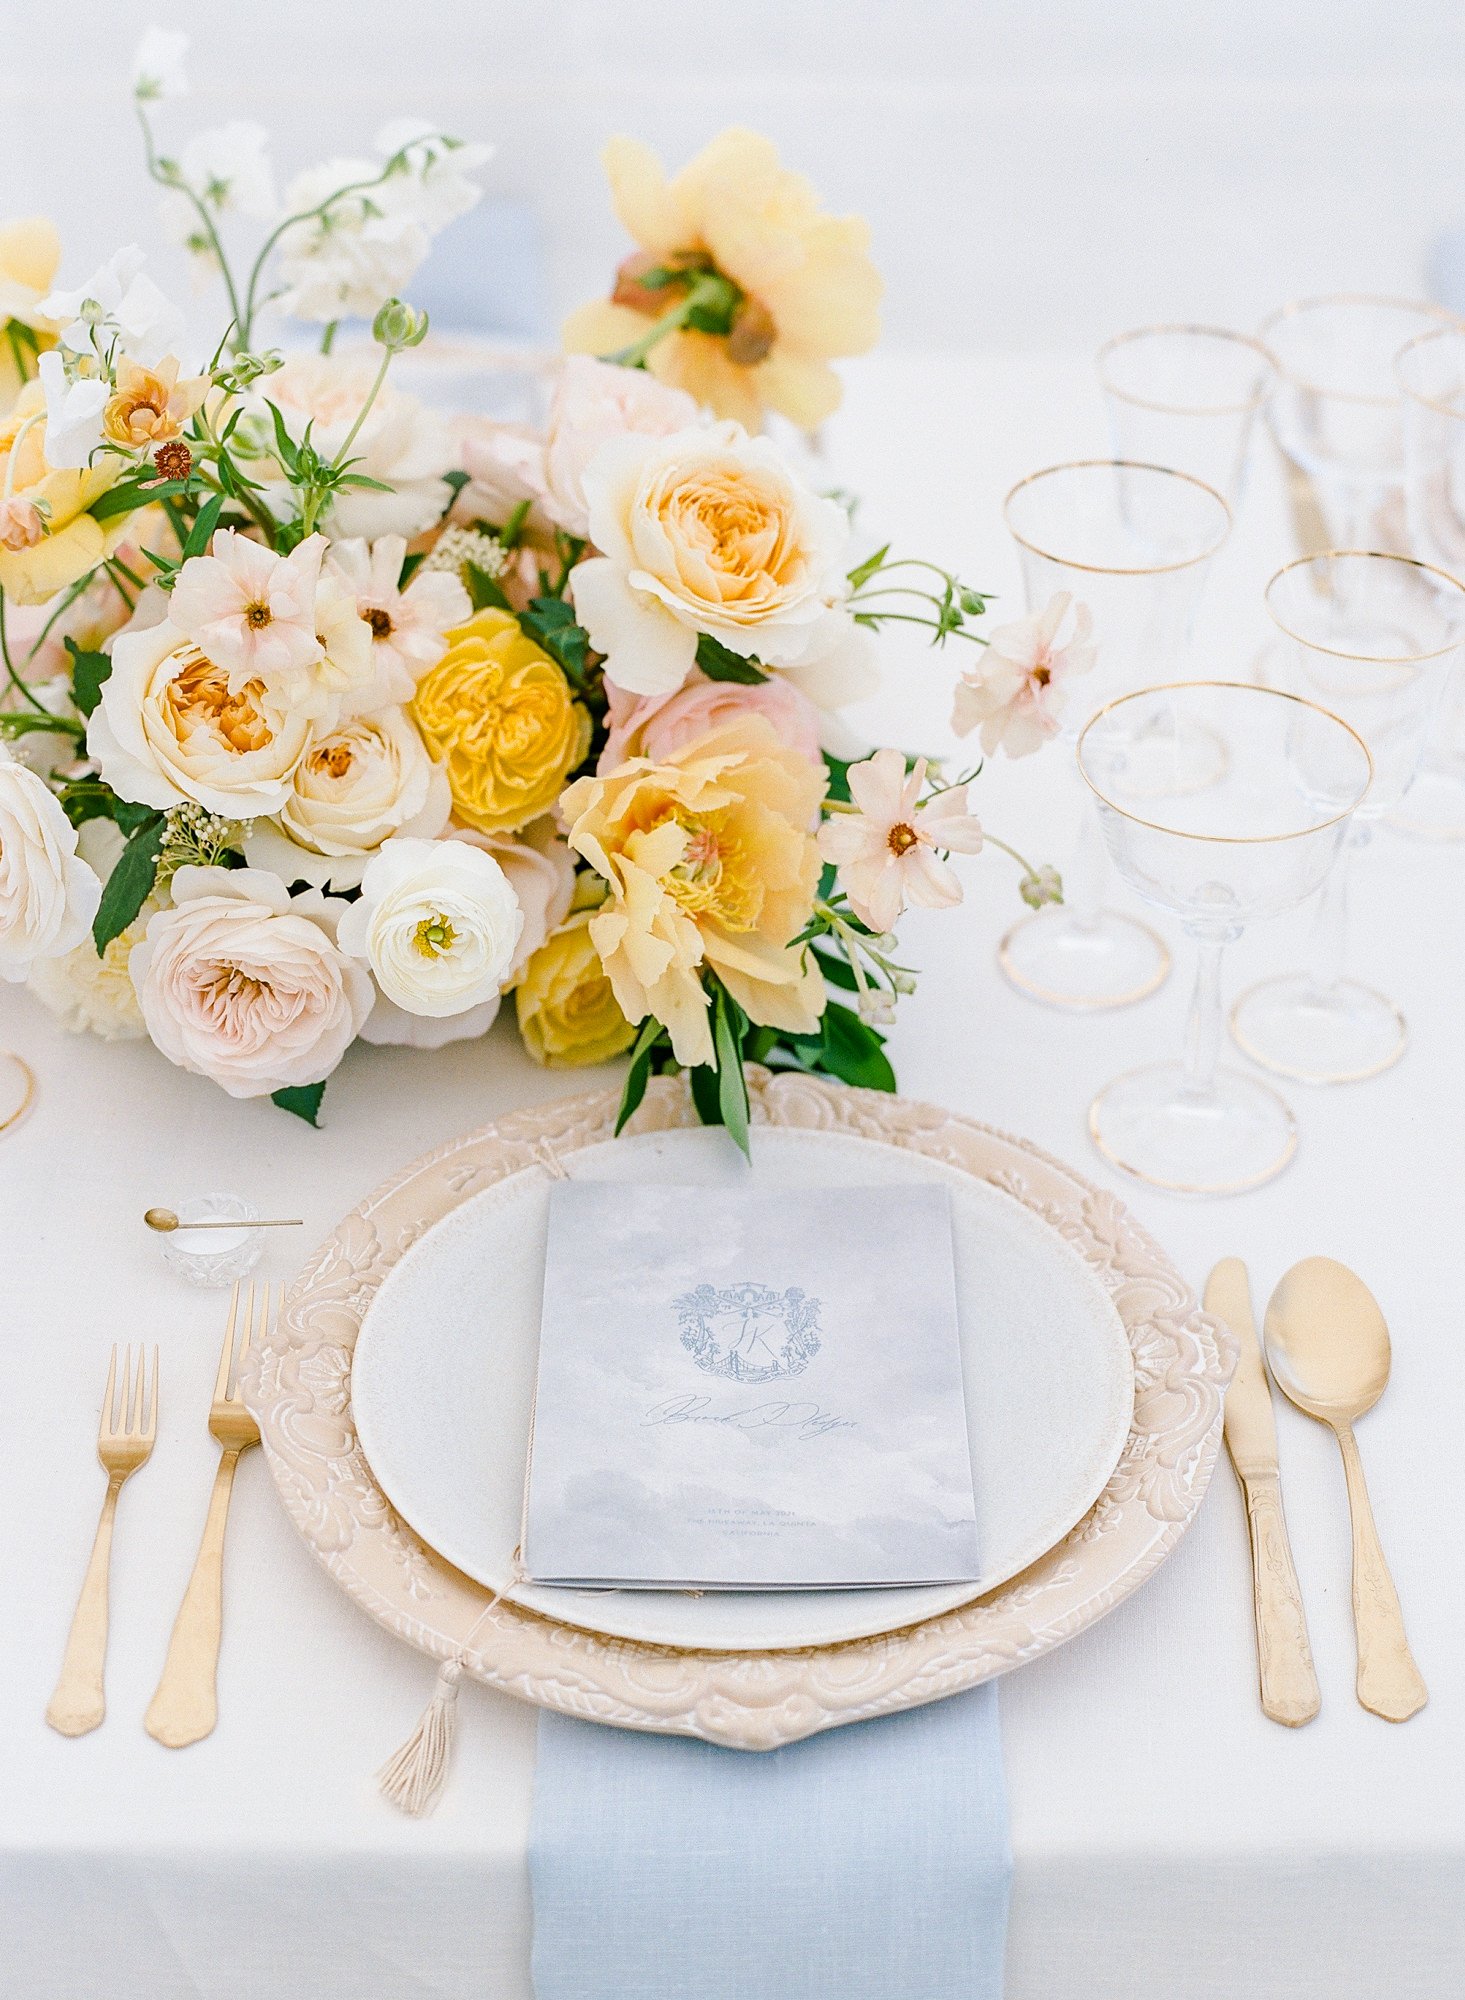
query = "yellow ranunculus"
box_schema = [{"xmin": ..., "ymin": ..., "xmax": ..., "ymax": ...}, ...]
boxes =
[
  {"xmin": 0, "ymin": 218, "xmax": 61, "ymax": 414},
  {"xmin": 562, "ymin": 129, "xmax": 881, "ymax": 433},
  {"xmin": 514, "ymin": 908, "xmax": 637, "ymax": 1067},
  {"xmin": 561, "ymin": 713, "xmax": 826, "ymax": 1069},
  {"xmin": 0, "ymin": 383, "xmax": 124, "ymax": 605},
  {"xmin": 410, "ymin": 607, "xmax": 591, "ymax": 836}
]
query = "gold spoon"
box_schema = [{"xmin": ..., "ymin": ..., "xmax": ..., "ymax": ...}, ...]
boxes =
[
  {"xmin": 1264, "ymin": 1257, "xmax": 1426, "ymax": 1722},
  {"xmin": 145, "ymin": 1208, "xmax": 303, "ymax": 1233}
]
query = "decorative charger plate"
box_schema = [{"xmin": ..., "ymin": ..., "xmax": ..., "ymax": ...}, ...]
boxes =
[{"xmin": 250, "ymin": 1070, "xmax": 1234, "ymax": 1750}]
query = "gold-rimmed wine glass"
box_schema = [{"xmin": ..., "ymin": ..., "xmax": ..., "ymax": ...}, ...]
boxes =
[
  {"xmin": 1394, "ymin": 323, "xmax": 1465, "ymax": 839},
  {"xmin": 1231, "ymin": 552, "xmax": 1465, "ymax": 1083},
  {"xmin": 998, "ymin": 460, "xmax": 1232, "ymax": 1011},
  {"xmin": 1079, "ymin": 682, "xmax": 1372, "ymax": 1195},
  {"xmin": 1260, "ymin": 294, "xmax": 1458, "ymax": 554},
  {"xmin": 1097, "ymin": 325, "xmax": 1275, "ymax": 503}
]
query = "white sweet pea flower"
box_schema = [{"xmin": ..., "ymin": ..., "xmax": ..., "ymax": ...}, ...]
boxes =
[
  {"xmin": 337, "ymin": 836, "xmax": 523, "ymax": 1019},
  {"xmin": 36, "ymin": 352, "xmax": 107, "ymax": 469},
  {"xmin": 40, "ymin": 245, "xmax": 184, "ymax": 367},
  {"xmin": 374, "ymin": 120, "xmax": 491, "ymax": 233},
  {"xmin": 131, "ymin": 26, "xmax": 188, "ymax": 101},
  {"xmin": 158, "ymin": 123, "xmax": 277, "ymax": 272},
  {"xmin": 274, "ymin": 158, "xmax": 429, "ymax": 324}
]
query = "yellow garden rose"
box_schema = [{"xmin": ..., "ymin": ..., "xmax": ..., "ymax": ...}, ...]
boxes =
[
  {"xmin": 411, "ymin": 607, "xmax": 591, "ymax": 835},
  {"xmin": 0, "ymin": 218, "xmax": 61, "ymax": 413},
  {"xmin": 515, "ymin": 908, "xmax": 637, "ymax": 1067},
  {"xmin": 0, "ymin": 382, "xmax": 124, "ymax": 604},
  {"xmin": 562, "ymin": 713, "xmax": 826, "ymax": 1069},
  {"xmin": 562, "ymin": 129, "xmax": 881, "ymax": 432}
]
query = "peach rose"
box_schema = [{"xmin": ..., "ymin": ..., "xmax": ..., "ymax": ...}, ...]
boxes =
[{"xmin": 598, "ymin": 672, "xmax": 823, "ymax": 773}]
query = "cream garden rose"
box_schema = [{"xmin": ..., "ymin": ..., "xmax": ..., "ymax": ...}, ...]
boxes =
[
  {"xmin": 243, "ymin": 705, "xmax": 451, "ymax": 889},
  {"xmin": 130, "ymin": 867, "xmax": 373, "ymax": 1097},
  {"xmin": 88, "ymin": 618, "xmax": 314, "ymax": 817},
  {"xmin": 337, "ymin": 837, "xmax": 524, "ymax": 1020},
  {"xmin": 0, "ymin": 748, "xmax": 102, "ymax": 980},
  {"xmin": 569, "ymin": 421, "xmax": 876, "ymax": 704}
]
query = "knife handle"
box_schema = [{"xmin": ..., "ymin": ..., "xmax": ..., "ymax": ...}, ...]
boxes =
[{"xmin": 1242, "ymin": 1474, "xmax": 1321, "ymax": 1727}]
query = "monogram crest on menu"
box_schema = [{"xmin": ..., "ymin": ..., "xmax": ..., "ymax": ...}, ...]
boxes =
[{"xmin": 674, "ymin": 1281, "xmax": 823, "ymax": 1385}]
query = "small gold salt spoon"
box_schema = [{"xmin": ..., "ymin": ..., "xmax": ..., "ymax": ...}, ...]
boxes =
[{"xmin": 145, "ymin": 1208, "xmax": 303, "ymax": 1233}]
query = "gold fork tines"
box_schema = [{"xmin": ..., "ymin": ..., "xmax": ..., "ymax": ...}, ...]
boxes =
[
  {"xmin": 47, "ymin": 1344, "xmax": 159, "ymax": 1737},
  {"xmin": 146, "ymin": 1281, "xmax": 274, "ymax": 1748}
]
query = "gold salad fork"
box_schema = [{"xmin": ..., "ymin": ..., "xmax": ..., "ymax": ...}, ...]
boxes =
[
  {"xmin": 47, "ymin": 1345, "xmax": 158, "ymax": 1736},
  {"xmin": 145, "ymin": 1281, "xmax": 275, "ymax": 1748}
]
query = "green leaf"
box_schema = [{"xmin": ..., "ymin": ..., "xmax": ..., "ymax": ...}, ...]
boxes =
[
  {"xmin": 500, "ymin": 498, "xmax": 531, "ymax": 549},
  {"xmin": 713, "ymin": 986, "xmax": 751, "ymax": 1158},
  {"xmin": 695, "ymin": 633, "xmax": 767, "ymax": 684},
  {"xmin": 815, "ymin": 1001, "xmax": 897, "ymax": 1092},
  {"xmin": 271, "ymin": 1080, "xmax": 326, "ymax": 1126},
  {"xmin": 521, "ymin": 596, "xmax": 592, "ymax": 687},
  {"xmin": 92, "ymin": 813, "xmax": 165, "ymax": 954},
  {"xmin": 180, "ymin": 491, "xmax": 225, "ymax": 561},
  {"xmin": 846, "ymin": 541, "xmax": 891, "ymax": 592},
  {"xmin": 264, "ymin": 399, "xmax": 301, "ymax": 475},
  {"xmin": 689, "ymin": 1058, "xmax": 722, "ymax": 1127},
  {"xmin": 822, "ymin": 752, "xmax": 853, "ymax": 804},
  {"xmin": 810, "ymin": 944, "xmax": 859, "ymax": 992},
  {"xmin": 64, "ymin": 639, "xmax": 112, "ymax": 718},
  {"xmin": 615, "ymin": 1017, "xmax": 664, "ymax": 1135},
  {"xmin": 466, "ymin": 561, "xmax": 511, "ymax": 612},
  {"xmin": 89, "ymin": 477, "xmax": 192, "ymax": 523}
]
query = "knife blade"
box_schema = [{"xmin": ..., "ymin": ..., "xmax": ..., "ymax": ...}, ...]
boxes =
[{"xmin": 1206, "ymin": 1257, "xmax": 1320, "ymax": 1727}]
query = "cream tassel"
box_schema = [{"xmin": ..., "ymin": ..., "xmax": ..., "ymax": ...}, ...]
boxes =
[{"xmin": 378, "ymin": 1657, "xmax": 465, "ymax": 1817}]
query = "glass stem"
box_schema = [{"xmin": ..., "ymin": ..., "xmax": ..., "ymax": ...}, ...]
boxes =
[
  {"xmin": 1182, "ymin": 936, "xmax": 1227, "ymax": 1097},
  {"xmin": 1064, "ymin": 770, "xmax": 1109, "ymax": 931},
  {"xmin": 1308, "ymin": 823, "xmax": 1365, "ymax": 995}
]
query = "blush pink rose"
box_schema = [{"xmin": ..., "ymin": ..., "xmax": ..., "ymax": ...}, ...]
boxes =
[
  {"xmin": 131, "ymin": 866, "xmax": 373, "ymax": 1097},
  {"xmin": 598, "ymin": 672, "xmax": 824, "ymax": 774}
]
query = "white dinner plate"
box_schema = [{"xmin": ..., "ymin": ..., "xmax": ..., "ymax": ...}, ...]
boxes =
[{"xmin": 349, "ymin": 1123, "xmax": 1135, "ymax": 1652}]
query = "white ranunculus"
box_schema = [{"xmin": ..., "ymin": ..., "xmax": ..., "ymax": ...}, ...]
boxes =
[
  {"xmin": 449, "ymin": 818, "xmax": 575, "ymax": 985},
  {"xmin": 568, "ymin": 421, "xmax": 877, "ymax": 706},
  {"xmin": 36, "ymin": 352, "xmax": 107, "ymax": 469},
  {"xmin": 0, "ymin": 749, "xmax": 102, "ymax": 980},
  {"xmin": 87, "ymin": 617, "xmax": 313, "ymax": 818},
  {"xmin": 336, "ymin": 836, "xmax": 523, "ymax": 1019},
  {"xmin": 251, "ymin": 355, "xmax": 453, "ymax": 542},
  {"xmin": 130, "ymin": 866, "xmax": 372, "ymax": 1098},
  {"xmin": 243, "ymin": 706, "xmax": 450, "ymax": 890}
]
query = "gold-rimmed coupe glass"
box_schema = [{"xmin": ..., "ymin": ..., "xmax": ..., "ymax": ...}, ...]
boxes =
[
  {"xmin": 1080, "ymin": 683, "xmax": 1372, "ymax": 1195},
  {"xmin": 998, "ymin": 460, "xmax": 1231, "ymax": 1011},
  {"xmin": 1394, "ymin": 324, "xmax": 1465, "ymax": 838},
  {"xmin": 1260, "ymin": 295, "xmax": 1457, "ymax": 554},
  {"xmin": 1097, "ymin": 325, "xmax": 1275, "ymax": 502},
  {"xmin": 1231, "ymin": 552, "xmax": 1465, "ymax": 1083}
]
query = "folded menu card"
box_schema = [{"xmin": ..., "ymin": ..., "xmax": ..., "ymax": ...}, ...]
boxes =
[{"xmin": 522, "ymin": 1180, "xmax": 980, "ymax": 1591}]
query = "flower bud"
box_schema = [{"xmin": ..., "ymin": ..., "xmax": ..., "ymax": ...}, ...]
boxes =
[
  {"xmin": 1020, "ymin": 864, "xmax": 1063, "ymax": 910},
  {"xmin": 373, "ymin": 298, "xmax": 430, "ymax": 351}
]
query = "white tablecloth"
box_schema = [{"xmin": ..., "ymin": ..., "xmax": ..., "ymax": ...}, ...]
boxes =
[{"xmin": 3, "ymin": 353, "xmax": 1463, "ymax": 1999}]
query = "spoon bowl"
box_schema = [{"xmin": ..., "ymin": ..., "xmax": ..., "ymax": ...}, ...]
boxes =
[{"xmin": 1263, "ymin": 1255, "xmax": 1391, "ymax": 1423}]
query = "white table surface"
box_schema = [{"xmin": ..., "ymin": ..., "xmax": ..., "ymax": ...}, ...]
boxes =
[{"xmin": 3, "ymin": 352, "xmax": 1463, "ymax": 1999}]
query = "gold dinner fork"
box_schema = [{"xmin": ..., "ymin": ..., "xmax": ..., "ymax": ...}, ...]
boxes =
[
  {"xmin": 47, "ymin": 1345, "xmax": 158, "ymax": 1737},
  {"xmin": 145, "ymin": 1281, "xmax": 275, "ymax": 1749}
]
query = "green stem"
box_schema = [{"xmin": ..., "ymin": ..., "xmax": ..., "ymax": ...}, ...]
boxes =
[
  {"xmin": 320, "ymin": 320, "xmax": 338, "ymax": 356},
  {"xmin": 136, "ymin": 105, "xmax": 244, "ymax": 341},
  {"xmin": 604, "ymin": 295, "xmax": 697, "ymax": 370},
  {"xmin": 982, "ymin": 832, "xmax": 1044, "ymax": 878},
  {"xmin": 327, "ymin": 344, "xmax": 392, "ymax": 472},
  {"xmin": 851, "ymin": 609, "xmax": 987, "ymax": 644},
  {"xmin": 0, "ymin": 591, "xmax": 51, "ymax": 717}
]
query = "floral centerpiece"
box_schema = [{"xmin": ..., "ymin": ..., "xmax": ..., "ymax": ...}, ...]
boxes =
[{"xmin": 0, "ymin": 30, "xmax": 1071, "ymax": 1149}]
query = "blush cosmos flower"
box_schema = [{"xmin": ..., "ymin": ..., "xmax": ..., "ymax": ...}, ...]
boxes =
[
  {"xmin": 169, "ymin": 529, "xmax": 326, "ymax": 685},
  {"xmin": 951, "ymin": 591, "xmax": 1096, "ymax": 758},
  {"xmin": 130, "ymin": 867, "xmax": 372, "ymax": 1098},
  {"xmin": 337, "ymin": 837, "xmax": 525, "ymax": 1021},
  {"xmin": 327, "ymin": 534, "xmax": 471, "ymax": 708},
  {"xmin": 817, "ymin": 749, "xmax": 984, "ymax": 934}
]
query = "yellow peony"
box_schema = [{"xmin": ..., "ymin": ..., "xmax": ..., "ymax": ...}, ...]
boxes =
[
  {"xmin": 515, "ymin": 908, "xmax": 638, "ymax": 1067},
  {"xmin": 562, "ymin": 129, "xmax": 881, "ymax": 433},
  {"xmin": 411, "ymin": 607, "xmax": 591, "ymax": 836},
  {"xmin": 0, "ymin": 218, "xmax": 61, "ymax": 413},
  {"xmin": 561, "ymin": 714, "xmax": 826, "ymax": 1068},
  {"xmin": 0, "ymin": 382, "xmax": 124, "ymax": 605}
]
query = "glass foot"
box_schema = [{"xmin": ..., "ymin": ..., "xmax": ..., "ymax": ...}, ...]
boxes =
[
  {"xmin": 998, "ymin": 907, "xmax": 1170, "ymax": 1011},
  {"xmin": 1089, "ymin": 1061, "xmax": 1298, "ymax": 1195},
  {"xmin": 1385, "ymin": 764, "xmax": 1465, "ymax": 843},
  {"xmin": 1230, "ymin": 974, "xmax": 1407, "ymax": 1084}
]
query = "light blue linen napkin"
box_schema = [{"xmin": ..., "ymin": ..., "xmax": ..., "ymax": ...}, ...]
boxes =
[{"xmin": 528, "ymin": 1686, "xmax": 1010, "ymax": 2000}]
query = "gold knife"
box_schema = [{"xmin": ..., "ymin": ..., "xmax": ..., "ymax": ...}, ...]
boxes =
[{"xmin": 1206, "ymin": 1257, "xmax": 1320, "ymax": 1727}]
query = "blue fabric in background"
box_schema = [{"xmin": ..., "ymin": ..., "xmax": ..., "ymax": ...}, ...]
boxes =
[
  {"xmin": 529, "ymin": 1687, "xmax": 1011, "ymax": 2000},
  {"xmin": 408, "ymin": 197, "xmax": 552, "ymax": 339}
]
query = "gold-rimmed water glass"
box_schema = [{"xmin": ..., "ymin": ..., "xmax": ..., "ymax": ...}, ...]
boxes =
[
  {"xmin": 1230, "ymin": 552, "xmax": 1465, "ymax": 1083},
  {"xmin": 1079, "ymin": 683, "xmax": 1372, "ymax": 1195},
  {"xmin": 1260, "ymin": 295, "xmax": 1457, "ymax": 554},
  {"xmin": 1394, "ymin": 324, "xmax": 1465, "ymax": 838},
  {"xmin": 1097, "ymin": 325, "xmax": 1275, "ymax": 502},
  {"xmin": 998, "ymin": 460, "xmax": 1231, "ymax": 1011}
]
